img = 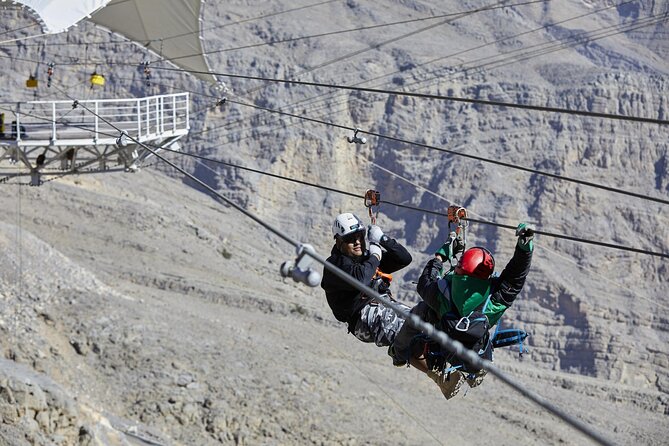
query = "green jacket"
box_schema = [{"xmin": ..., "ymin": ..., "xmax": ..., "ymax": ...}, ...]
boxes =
[{"xmin": 417, "ymin": 245, "xmax": 533, "ymax": 326}]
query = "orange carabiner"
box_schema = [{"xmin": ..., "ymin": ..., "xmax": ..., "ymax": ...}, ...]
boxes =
[{"xmin": 374, "ymin": 268, "xmax": 393, "ymax": 283}]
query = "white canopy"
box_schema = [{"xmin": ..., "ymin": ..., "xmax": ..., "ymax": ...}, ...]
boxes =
[
  {"xmin": 8, "ymin": 0, "xmax": 110, "ymax": 34},
  {"xmin": 90, "ymin": 0, "xmax": 216, "ymax": 83},
  {"xmin": 11, "ymin": 0, "xmax": 216, "ymax": 83}
]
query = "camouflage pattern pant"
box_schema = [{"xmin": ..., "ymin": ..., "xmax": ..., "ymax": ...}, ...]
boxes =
[{"xmin": 352, "ymin": 301, "xmax": 409, "ymax": 347}]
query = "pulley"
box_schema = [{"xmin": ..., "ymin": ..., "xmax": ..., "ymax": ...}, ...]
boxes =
[
  {"xmin": 364, "ymin": 189, "xmax": 381, "ymax": 224},
  {"xmin": 447, "ymin": 205, "xmax": 468, "ymax": 250},
  {"xmin": 347, "ymin": 128, "xmax": 367, "ymax": 144}
]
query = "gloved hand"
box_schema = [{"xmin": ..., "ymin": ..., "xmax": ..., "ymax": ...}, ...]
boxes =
[
  {"xmin": 367, "ymin": 225, "xmax": 384, "ymax": 245},
  {"xmin": 515, "ymin": 223, "xmax": 535, "ymax": 252},
  {"xmin": 369, "ymin": 242, "xmax": 383, "ymax": 260},
  {"xmin": 435, "ymin": 233, "xmax": 465, "ymax": 261}
]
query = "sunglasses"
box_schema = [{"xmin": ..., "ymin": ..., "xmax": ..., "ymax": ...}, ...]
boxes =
[{"xmin": 341, "ymin": 232, "xmax": 364, "ymax": 244}]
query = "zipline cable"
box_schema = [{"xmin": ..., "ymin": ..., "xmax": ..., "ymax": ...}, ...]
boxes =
[
  {"xmin": 71, "ymin": 98, "xmax": 615, "ymax": 446},
  {"xmin": 3, "ymin": 87, "xmax": 667, "ymax": 210},
  {"xmin": 168, "ymin": 0, "xmax": 548, "ymax": 62},
  {"xmin": 152, "ymin": 145, "xmax": 669, "ymax": 259},
  {"xmin": 103, "ymin": 4, "xmax": 661, "ymax": 175},
  {"xmin": 149, "ymin": 65, "xmax": 669, "ymax": 126},
  {"xmin": 131, "ymin": 5, "xmax": 667, "ymax": 150},
  {"xmin": 95, "ymin": 6, "xmax": 660, "ymax": 136},
  {"xmin": 412, "ymin": 12, "xmax": 669, "ymax": 91},
  {"xmin": 366, "ymin": 157, "xmax": 668, "ymax": 311},
  {"xmin": 4, "ymin": 98, "xmax": 664, "ymax": 259},
  {"xmin": 10, "ymin": 0, "xmax": 343, "ymax": 48},
  {"xmin": 362, "ymin": 0, "xmax": 639, "ymax": 95},
  {"xmin": 0, "ymin": 31, "xmax": 49, "ymax": 45},
  {"xmin": 223, "ymin": 0, "xmax": 520, "ymax": 100},
  {"xmin": 225, "ymin": 97, "xmax": 669, "ymax": 206},
  {"xmin": 175, "ymin": 0, "xmax": 659, "ymax": 141},
  {"xmin": 4, "ymin": 100, "xmax": 662, "ymax": 312},
  {"xmin": 0, "ymin": 23, "xmax": 39, "ymax": 37},
  {"xmin": 5, "ymin": 68, "xmax": 669, "ymax": 210}
]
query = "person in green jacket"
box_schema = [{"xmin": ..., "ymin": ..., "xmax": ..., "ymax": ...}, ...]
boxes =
[{"xmin": 390, "ymin": 223, "xmax": 534, "ymax": 399}]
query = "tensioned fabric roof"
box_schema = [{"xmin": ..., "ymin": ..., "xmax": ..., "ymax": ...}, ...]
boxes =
[{"xmin": 11, "ymin": 0, "xmax": 216, "ymax": 83}]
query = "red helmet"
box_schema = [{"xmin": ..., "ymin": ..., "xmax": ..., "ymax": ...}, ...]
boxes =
[{"xmin": 455, "ymin": 247, "xmax": 495, "ymax": 279}]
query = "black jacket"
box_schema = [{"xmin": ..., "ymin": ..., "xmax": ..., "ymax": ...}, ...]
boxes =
[{"xmin": 320, "ymin": 237, "xmax": 412, "ymax": 328}]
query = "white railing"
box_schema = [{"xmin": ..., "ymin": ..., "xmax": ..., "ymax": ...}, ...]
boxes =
[{"xmin": 3, "ymin": 93, "xmax": 189, "ymax": 147}]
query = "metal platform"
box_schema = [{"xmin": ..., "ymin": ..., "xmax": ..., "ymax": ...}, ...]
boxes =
[{"xmin": 0, "ymin": 92, "xmax": 189, "ymax": 185}]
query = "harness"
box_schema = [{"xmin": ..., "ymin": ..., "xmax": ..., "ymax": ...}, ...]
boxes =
[
  {"xmin": 413, "ymin": 274, "xmax": 529, "ymax": 376},
  {"xmin": 348, "ymin": 268, "xmax": 394, "ymax": 332}
]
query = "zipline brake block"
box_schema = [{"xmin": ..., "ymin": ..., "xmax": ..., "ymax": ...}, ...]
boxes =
[
  {"xmin": 280, "ymin": 243, "xmax": 321, "ymax": 287},
  {"xmin": 347, "ymin": 128, "xmax": 367, "ymax": 144}
]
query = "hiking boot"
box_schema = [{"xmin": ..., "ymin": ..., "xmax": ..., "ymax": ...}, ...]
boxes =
[
  {"xmin": 465, "ymin": 370, "xmax": 487, "ymax": 388},
  {"xmin": 428, "ymin": 369, "xmax": 463, "ymax": 400}
]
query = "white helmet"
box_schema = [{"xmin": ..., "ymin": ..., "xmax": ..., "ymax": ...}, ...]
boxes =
[{"xmin": 332, "ymin": 213, "xmax": 366, "ymax": 239}]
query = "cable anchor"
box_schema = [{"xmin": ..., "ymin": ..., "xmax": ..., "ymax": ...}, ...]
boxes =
[
  {"xmin": 280, "ymin": 244, "xmax": 321, "ymax": 287},
  {"xmin": 364, "ymin": 189, "xmax": 381, "ymax": 225},
  {"xmin": 347, "ymin": 128, "xmax": 367, "ymax": 144}
]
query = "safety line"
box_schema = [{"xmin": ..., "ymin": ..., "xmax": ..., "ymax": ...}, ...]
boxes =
[
  {"xmin": 72, "ymin": 98, "xmax": 615, "ymax": 446},
  {"xmin": 148, "ymin": 65, "xmax": 669, "ymax": 125}
]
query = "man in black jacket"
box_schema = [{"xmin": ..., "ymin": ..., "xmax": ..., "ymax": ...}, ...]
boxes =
[{"xmin": 321, "ymin": 212, "xmax": 412, "ymax": 346}]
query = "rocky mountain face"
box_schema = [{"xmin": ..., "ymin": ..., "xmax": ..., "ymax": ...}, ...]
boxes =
[{"xmin": 0, "ymin": 1, "xmax": 667, "ymax": 445}]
